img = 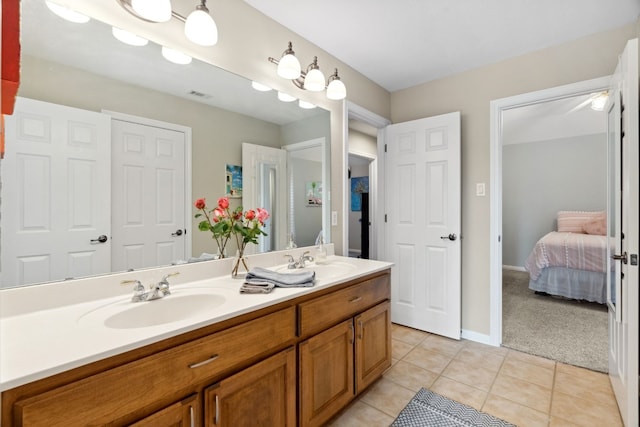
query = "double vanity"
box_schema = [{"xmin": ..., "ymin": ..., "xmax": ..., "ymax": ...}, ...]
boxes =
[{"xmin": 0, "ymin": 246, "xmax": 393, "ymax": 426}]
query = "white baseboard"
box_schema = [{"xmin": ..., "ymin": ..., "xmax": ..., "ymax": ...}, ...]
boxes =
[
  {"xmin": 502, "ymin": 265, "xmax": 526, "ymax": 272},
  {"xmin": 461, "ymin": 329, "xmax": 499, "ymax": 347}
]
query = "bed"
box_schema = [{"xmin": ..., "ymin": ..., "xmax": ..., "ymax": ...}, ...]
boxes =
[{"xmin": 524, "ymin": 211, "xmax": 609, "ymax": 304}]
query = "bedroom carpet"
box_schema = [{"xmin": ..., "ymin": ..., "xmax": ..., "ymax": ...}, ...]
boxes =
[{"xmin": 502, "ymin": 269, "xmax": 608, "ymax": 373}]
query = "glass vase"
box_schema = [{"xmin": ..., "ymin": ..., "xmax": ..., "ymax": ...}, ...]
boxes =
[{"xmin": 231, "ymin": 250, "xmax": 249, "ymax": 279}]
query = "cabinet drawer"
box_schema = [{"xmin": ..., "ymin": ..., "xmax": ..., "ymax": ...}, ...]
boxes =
[
  {"xmin": 298, "ymin": 273, "xmax": 390, "ymax": 338},
  {"xmin": 15, "ymin": 306, "xmax": 295, "ymax": 427}
]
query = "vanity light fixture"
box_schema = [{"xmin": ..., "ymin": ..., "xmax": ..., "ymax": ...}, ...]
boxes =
[
  {"xmin": 269, "ymin": 42, "xmax": 347, "ymax": 100},
  {"xmin": 45, "ymin": 1, "xmax": 90, "ymax": 23},
  {"xmin": 184, "ymin": 0, "xmax": 218, "ymax": 46},
  {"xmin": 590, "ymin": 91, "xmax": 609, "ymax": 111},
  {"xmin": 117, "ymin": 0, "xmax": 218, "ymax": 47},
  {"xmin": 298, "ymin": 100, "xmax": 316, "ymax": 109},
  {"xmin": 278, "ymin": 92, "xmax": 297, "ymax": 103},
  {"xmin": 161, "ymin": 46, "xmax": 193, "ymax": 65},
  {"xmin": 112, "ymin": 27, "xmax": 149, "ymax": 47},
  {"xmin": 251, "ymin": 81, "xmax": 273, "ymax": 92}
]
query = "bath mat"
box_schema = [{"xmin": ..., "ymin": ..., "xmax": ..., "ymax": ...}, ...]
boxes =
[{"xmin": 391, "ymin": 388, "xmax": 515, "ymax": 427}]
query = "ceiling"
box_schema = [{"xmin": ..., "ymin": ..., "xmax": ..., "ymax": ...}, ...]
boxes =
[{"xmin": 244, "ymin": 0, "xmax": 640, "ymax": 92}]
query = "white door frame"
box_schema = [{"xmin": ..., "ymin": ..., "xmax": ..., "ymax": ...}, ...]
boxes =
[
  {"xmin": 488, "ymin": 76, "xmax": 611, "ymax": 346},
  {"xmin": 344, "ymin": 101, "xmax": 391, "ymax": 260},
  {"xmin": 103, "ymin": 110, "xmax": 193, "ymax": 260}
]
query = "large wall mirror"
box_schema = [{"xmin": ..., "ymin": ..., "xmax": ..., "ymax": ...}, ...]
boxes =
[{"xmin": 0, "ymin": 0, "xmax": 331, "ymax": 289}]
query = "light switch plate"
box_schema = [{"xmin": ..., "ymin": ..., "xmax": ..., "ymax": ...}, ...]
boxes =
[
  {"xmin": 331, "ymin": 211, "xmax": 338, "ymax": 226},
  {"xmin": 476, "ymin": 183, "xmax": 486, "ymax": 196}
]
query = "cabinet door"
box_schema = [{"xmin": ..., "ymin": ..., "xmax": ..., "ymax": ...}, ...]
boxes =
[
  {"xmin": 299, "ymin": 319, "xmax": 355, "ymax": 427},
  {"xmin": 129, "ymin": 394, "xmax": 198, "ymax": 427},
  {"xmin": 204, "ymin": 347, "xmax": 296, "ymax": 427},
  {"xmin": 355, "ymin": 301, "xmax": 392, "ymax": 393}
]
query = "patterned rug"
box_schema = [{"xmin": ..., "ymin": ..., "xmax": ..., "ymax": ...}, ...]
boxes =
[{"xmin": 391, "ymin": 389, "xmax": 515, "ymax": 427}]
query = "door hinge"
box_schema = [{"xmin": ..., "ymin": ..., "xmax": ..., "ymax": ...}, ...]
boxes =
[
  {"xmin": 384, "ymin": 144, "xmax": 387, "ymax": 153},
  {"xmin": 384, "ymin": 214, "xmax": 387, "ymax": 223}
]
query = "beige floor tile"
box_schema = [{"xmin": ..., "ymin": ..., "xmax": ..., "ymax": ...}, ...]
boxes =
[
  {"xmin": 441, "ymin": 359, "xmax": 498, "ymax": 391},
  {"xmin": 465, "ymin": 341, "xmax": 509, "ymax": 357},
  {"xmin": 327, "ymin": 400, "xmax": 395, "ymax": 427},
  {"xmin": 549, "ymin": 416, "xmax": 587, "ymax": 427},
  {"xmin": 506, "ymin": 350, "xmax": 556, "ymax": 370},
  {"xmin": 551, "ymin": 390, "xmax": 622, "ymax": 427},
  {"xmin": 429, "ymin": 376, "xmax": 487, "ymax": 410},
  {"xmin": 491, "ymin": 372, "xmax": 552, "ymax": 413},
  {"xmin": 553, "ymin": 370, "xmax": 618, "ymax": 408},
  {"xmin": 359, "ymin": 377, "xmax": 416, "ymax": 418},
  {"xmin": 392, "ymin": 339, "xmax": 414, "ymax": 360},
  {"xmin": 501, "ymin": 357, "xmax": 555, "ymax": 389},
  {"xmin": 383, "ymin": 360, "xmax": 438, "ymax": 391},
  {"xmin": 482, "ymin": 394, "xmax": 549, "ymax": 427},
  {"xmin": 403, "ymin": 346, "xmax": 453, "ymax": 374},
  {"xmin": 455, "ymin": 347, "xmax": 505, "ymax": 372},
  {"xmin": 391, "ymin": 323, "xmax": 430, "ymax": 345},
  {"xmin": 419, "ymin": 334, "xmax": 465, "ymax": 356}
]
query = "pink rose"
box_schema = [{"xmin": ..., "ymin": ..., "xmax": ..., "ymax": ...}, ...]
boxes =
[
  {"xmin": 218, "ymin": 197, "xmax": 229, "ymax": 209},
  {"xmin": 245, "ymin": 209, "xmax": 256, "ymax": 220},
  {"xmin": 213, "ymin": 208, "xmax": 225, "ymax": 220},
  {"xmin": 256, "ymin": 208, "xmax": 269, "ymax": 224},
  {"xmin": 194, "ymin": 198, "xmax": 206, "ymax": 210}
]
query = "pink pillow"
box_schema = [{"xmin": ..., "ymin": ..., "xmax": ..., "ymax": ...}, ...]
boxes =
[
  {"xmin": 557, "ymin": 211, "xmax": 605, "ymax": 233},
  {"xmin": 583, "ymin": 217, "xmax": 607, "ymax": 235}
]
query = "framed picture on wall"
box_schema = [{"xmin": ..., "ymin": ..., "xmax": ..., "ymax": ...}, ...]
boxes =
[
  {"xmin": 225, "ymin": 164, "xmax": 242, "ymax": 198},
  {"xmin": 306, "ymin": 181, "xmax": 322, "ymax": 206},
  {"xmin": 351, "ymin": 176, "xmax": 369, "ymax": 211}
]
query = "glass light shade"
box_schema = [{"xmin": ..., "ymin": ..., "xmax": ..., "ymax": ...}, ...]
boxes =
[
  {"xmin": 277, "ymin": 54, "xmax": 301, "ymax": 80},
  {"xmin": 184, "ymin": 8, "xmax": 218, "ymax": 46},
  {"xmin": 303, "ymin": 68, "xmax": 326, "ymax": 92},
  {"xmin": 298, "ymin": 100, "xmax": 316, "ymax": 109},
  {"xmin": 131, "ymin": 0, "xmax": 172, "ymax": 22},
  {"xmin": 326, "ymin": 78, "xmax": 347, "ymax": 100},
  {"xmin": 251, "ymin": 81, "xmax": 272, "ymax": 92},
  {"xmin": 590, "ymin": 93, "xmax": 608, "ymax": 111},
  {"xmin": 112, "ymin": 27, "xmax": 149, "ymax": 47},
  {"xmin": 278, "ymin": 92, "xmax": 297, "ymax": 102},
  {"xmin": 161, "ymin": 46, "xmax": 192, "ymax": 65},
  {"xmin": 45, "ymin": 1, "xmax": 90, "ymax": 23}
]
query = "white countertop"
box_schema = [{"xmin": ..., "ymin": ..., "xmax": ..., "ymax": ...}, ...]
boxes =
[{"xmin": 0, "ymin": 247, "xmax": 392, "ymax": 391}]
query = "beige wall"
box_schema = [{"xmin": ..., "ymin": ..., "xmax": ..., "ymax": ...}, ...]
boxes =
[{"xmin": 391, "ymin": 23, "xmax": 637, "ymax": 335}]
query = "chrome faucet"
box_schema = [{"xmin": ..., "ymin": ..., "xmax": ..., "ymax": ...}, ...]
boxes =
[
  {"xmin": 121, "ymin": 272, "xmax": 180, "ymax": 302},
  {"xmin": 284, "ymin": 251, "xmax": 314, "ymax": 269}
]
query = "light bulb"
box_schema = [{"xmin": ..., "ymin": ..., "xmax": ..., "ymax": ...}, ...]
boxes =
[
  {"xmin": 161, "ymin": 46, "xmax": 192, "ymax": 65},
  {"xmin": 45, "ymin": 1, "xmax": 90, "ymax": 23},
  {"xmin": 304, "ymin": 68, "xmax": 326, "ymax": 92},
  {"xmin": 185, "ymin": 6, "xmax": 218, "ymax": 46},
  {"xmin": 131, "ymin": 0, "xmax": 172, "ymax": 22},
  {"xmin": 112, "ymin": 27, "xmax": 149, "ymax": 47},
  {"xmin": 277, "ymin": 54, "xmax": 301, "ymax": 80},
  {"xmin": 326, "ymin": 78, "xmax": 347, "ymax": 100}
]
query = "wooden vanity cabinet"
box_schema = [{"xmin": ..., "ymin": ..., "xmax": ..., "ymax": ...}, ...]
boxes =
[
  {"xmin": 129, "ymin": 394, "xmax": 199, "ymax": 427},
  {"xmin": 298, "ymin": 273, "xmax": 391, "ymax": 427}
]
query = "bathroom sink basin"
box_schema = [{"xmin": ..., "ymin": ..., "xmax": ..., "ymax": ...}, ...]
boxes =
[
  {"xmin": 271, "ymin": 261, "xmax": 358, "ymax": 281},
  {"xmin": 78, "ymin": 291, "xmax": 226, "ymax": 329}
]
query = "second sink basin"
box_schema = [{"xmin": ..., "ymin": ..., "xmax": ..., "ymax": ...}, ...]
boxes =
[
  {"xmin": 78, "ymin": 290, "xmax": 227, "ymax": 329},
  {"xmin": 271, "ymin": 261, "xmax": 358, "ymax": 281}
]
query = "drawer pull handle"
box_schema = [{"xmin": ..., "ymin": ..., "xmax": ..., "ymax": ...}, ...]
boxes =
[
  {"xmin": 189, "ymin": 354, "xmax": 219, "ymax": 369},
  {"xmin": 349, "ymin": 296, "xmax": 363, "ymax": 303}
]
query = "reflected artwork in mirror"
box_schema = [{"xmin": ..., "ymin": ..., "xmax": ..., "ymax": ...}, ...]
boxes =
[{"xmin": 0, "ymin": 0, "xmax": 331, "ymax": 288}]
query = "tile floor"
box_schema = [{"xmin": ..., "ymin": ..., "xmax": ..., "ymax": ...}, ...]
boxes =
[{"xmin": 328, "ymin": 323, "xmax": 623, "ymax": 427}]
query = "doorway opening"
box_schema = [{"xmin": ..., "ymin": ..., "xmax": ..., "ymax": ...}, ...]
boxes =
[{"xmin": 489, "ymin": 77, "xmax": 611, "ymax": 363}]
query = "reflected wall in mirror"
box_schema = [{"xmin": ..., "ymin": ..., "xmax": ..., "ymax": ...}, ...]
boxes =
[{"xmin": 0, "ymin": 0, "xmax": 330, "ymax": 288}]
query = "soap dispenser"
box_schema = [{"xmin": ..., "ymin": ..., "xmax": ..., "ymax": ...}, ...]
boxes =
[{"xmin": 315, "ymin": 233, "xmax": 327, "ymax": 264}]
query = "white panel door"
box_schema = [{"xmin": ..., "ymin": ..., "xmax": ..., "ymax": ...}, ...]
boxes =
[
  {"xmin": 385, "ymin": 112, "xmax": 461, "ymax": 339},
  {"xmin": 607, "ymin": 38, "xmax": 639, "ymax": 427},
  {"xmin": 111, "ymin": 119, "xmax": 186, "ymax": 271},
  {"xmin": 1, "ymin": 97, "xmax": 111, "ymax": 287},
  {"xmin": 241, "ymin": 142, "xmax": 287, "ymax": 254}
]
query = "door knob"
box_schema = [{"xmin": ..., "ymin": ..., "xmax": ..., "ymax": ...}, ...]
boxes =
[
  {"xmin": 440, "ymin": 233, "xmax": 457, "ymax": 241},
  {"xmin": 90, "ymin": 235, "xmax": 108, "ymax": 244},
  {"xmin": 172, "ymin": 229, "xmax": 184, "ymax": 237},
  {"xmin": 612, "ymin": 252, "xmax": 628, "ymax": 264}
]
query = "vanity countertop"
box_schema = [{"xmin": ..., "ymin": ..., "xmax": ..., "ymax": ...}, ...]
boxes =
[{"xmin": 0, "ymin": 251, "xmax": 392, "ymax": 391}]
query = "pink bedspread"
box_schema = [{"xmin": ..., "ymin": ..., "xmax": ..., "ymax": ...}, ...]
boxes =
[{"xmin": 524, "ymin": 232, "xmax": 609, "ymax": 280}]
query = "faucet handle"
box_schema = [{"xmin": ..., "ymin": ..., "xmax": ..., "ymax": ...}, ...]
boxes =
[
  {"xmin": 161, "ymin": 272, "xmax": 180, "ymax": 282},
  {"xmin": 284, "ymin": 254, "xmax": 294, "ymax": 263},
  {"xmin": 121, "ymin": 279, "xmax": 145, "ymax": 295}
]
